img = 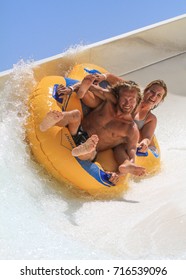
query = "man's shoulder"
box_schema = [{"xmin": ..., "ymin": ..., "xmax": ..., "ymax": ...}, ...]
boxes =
[
  {"xmin": 127, "ymin": 121, "xmax": 139, "ymax": 137},
  {"xmin": 104, "ymin": 99, "xmax": 116, "ymax": 110},
  {"xmin": 121, "ymin": 120, "xmax": 138, "ymax": 133}
]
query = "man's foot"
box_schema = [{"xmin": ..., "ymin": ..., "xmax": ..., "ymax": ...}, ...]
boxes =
[
  {"xmin": 119, "ymin": 161, "xmax": 146, "ymax": 176},
  {"xmin": 39, "ymin": 110, "xmax": 64, "ymax": 132},
  {"xmin": 72, "ymin": 135, "xmax": 99, "ymax": 156},
  {"xmin": 77, "ymin": 75, "xmax": 96, "ymax": 98}
]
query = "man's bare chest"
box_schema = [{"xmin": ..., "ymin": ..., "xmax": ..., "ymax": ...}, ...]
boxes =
[{"xmin": 100, "ymin": 119, "xmax": 131, "ymax": 138}]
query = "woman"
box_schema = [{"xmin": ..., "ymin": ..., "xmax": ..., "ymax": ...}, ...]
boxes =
[{"xmin": 134, "ymin": 80, "xmax": 167, "ymax": 153}]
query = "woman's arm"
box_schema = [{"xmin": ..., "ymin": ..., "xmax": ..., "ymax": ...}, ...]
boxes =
[{"xmin": 138, "ymin": 115, "xmax": 157, "ymax": 152}]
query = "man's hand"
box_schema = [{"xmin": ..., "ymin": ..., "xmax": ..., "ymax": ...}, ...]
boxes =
[
  {"xmin": 57, "ymin": 85, "xmax": 73, "ymax": 97},
  {"xmin": 106, "ymin": 171, "xmax": 120, "ymax": 185}
]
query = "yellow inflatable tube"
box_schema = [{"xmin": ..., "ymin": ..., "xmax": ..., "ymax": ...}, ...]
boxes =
[
  {"xmin": 135, "ymin": 137, "xmax": 161, "ymax": 175},
  {"xmin": 26, "ymin": 63, "xmax": 160, "ymax": 197},
  {"xmin": 26, "ymin": 64, "xmax": 129, "ymax": 197}
]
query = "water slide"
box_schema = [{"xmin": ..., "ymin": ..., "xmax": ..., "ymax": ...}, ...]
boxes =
[{"xmin": 0, "ymin": 15, "xmax": 186, "ymax": 259}]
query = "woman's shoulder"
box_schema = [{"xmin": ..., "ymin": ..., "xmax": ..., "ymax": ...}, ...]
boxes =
[{"xmin": 146, "ymin": 111, "xmax": 157, "ymax": 123}]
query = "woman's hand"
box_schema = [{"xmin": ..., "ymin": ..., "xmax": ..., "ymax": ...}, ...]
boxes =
[{"xmin": 138, "ymin": 138, "xmax": 150, "ymax": 153}]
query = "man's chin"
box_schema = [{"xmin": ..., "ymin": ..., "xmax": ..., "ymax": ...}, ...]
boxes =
[{"xmin": 122, "ymin": 108, "xmax": 131, "ymax": 113}]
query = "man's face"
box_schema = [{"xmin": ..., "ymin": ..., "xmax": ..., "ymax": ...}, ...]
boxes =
[{"xmin": 118, "ymin": 89, "xmax": 138, "ymax": 113}]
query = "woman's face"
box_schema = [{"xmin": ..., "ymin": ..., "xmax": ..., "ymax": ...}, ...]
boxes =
[{"xmin": 143, "ymin": 84, "xmax": 165, "ymax": 109}]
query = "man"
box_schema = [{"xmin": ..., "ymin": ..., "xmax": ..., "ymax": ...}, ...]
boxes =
[
  {"xmin": 92, "ymin": 73, "xmax": 167, "ymax": 153},
  {"xmin": 40, "ymin": 81, "xmax": 146, "ymax": 183}
]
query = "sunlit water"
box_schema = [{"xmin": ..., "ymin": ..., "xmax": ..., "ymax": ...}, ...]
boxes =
[{"xmin": 0, "ymin": 61, "xmax": 186, "ymax": 260}]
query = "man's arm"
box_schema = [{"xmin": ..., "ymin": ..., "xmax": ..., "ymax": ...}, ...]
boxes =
[
  {"xmin": 105, "ymin": 73, "xmax": 124, "ymax": 85},
  {"xmin": 126, "ymin": 126, "xmax": 139, "ymax": 163},
  {"xmin": 95, "ymin": 73, "xmax": 124, "ymax": 86},
  {"xmin": 89, "ymin": 84, "xmax": 117, "ymax": 104},
  {"xmin": 113, "ymin": 126, "xmax": 146, "ymax": 176},
  {"xmin": 113, "ymin": 126, "xmax": 139, "ymax": 167}
]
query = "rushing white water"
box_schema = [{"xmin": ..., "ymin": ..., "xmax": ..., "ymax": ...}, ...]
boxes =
[{"xmin": 0, "ymin": 60, "xmax": 186, "ymax": 260}]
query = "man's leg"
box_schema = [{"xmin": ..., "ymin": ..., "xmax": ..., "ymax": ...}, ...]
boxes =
[
  {"xmin": 72, "ymin": 135, "xmax": 99, "ymax": 160},
  {"xmin": 113, "ymin": 144, "xmax": 146, "ymax": 176},
  {"xmin": 39, "ymin": 109, "xmax": 81, "ymax": 135},
  {"xmin": 77, "ymin": 74, "xmax": 96, "ymax": 98}
]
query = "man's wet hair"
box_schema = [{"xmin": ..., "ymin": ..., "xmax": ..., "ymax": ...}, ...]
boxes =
[
  {"xmin": 111, "ymin": 80, "xmax": 143, "ymax": 112},
  {"xmin": 127, "ymin": 80, "xmax": 139, "ymax": 86}
]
